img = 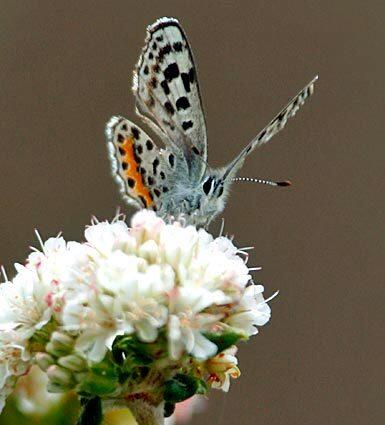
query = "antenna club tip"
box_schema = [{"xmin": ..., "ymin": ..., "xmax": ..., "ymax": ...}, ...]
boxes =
[{"xmin": 276, "ymin": 180, "xmax": 292, "ymax": 187}]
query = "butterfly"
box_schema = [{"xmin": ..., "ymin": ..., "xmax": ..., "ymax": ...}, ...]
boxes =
[{"xmin": 106, "ymin": 17, "xmax": 317, "ymax": 227}]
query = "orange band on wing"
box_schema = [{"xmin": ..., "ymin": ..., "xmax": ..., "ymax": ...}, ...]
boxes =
[{"xmin": 121, "ymin": 137, "xmax": 153, "ymax": 207}]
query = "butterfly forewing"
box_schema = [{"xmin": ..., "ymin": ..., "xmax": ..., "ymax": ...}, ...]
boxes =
[
  {"xmin": 106, "ymin": 116, "xmax": 173, "ymax": 211},
  {"xmin": 224, "ymin": 76, "xmax": 318, "ymax": 178},
  {"xmin": 251, "ymin": 76, "xmax": 318, "ymax": 149},
  {"xmin": 133, "ymin": 17, "xmax": 207, "ymax": 180}
]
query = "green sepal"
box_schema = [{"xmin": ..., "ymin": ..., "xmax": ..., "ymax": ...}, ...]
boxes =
[
  {"xmin": 195, "ymin": 378, "xmax": 208, "ymax": 395},
  {"xmin": 203, "ymin": 329, "xmax": 246, "ymax": 353},
  {"xmin": 77, "ymin": 355, "xmax": 119, "ymax": 396},
  {"xmin": 164, "ymin": 374, "xmax": 202, "ymax": 403}
]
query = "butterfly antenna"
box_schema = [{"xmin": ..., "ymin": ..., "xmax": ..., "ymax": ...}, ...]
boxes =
[{"xmin": 231, "ymin": 177, "xmax": 291, "ymax": 187}]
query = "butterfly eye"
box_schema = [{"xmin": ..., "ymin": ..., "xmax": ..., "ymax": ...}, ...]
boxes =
[{"xmin": 202, "ymin": 177, "xmax": 214, "ymax": 195}]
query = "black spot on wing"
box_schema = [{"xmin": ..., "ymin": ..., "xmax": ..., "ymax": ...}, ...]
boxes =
[
  {"xmin": 181, "ymin": 68, "xmax": 196, "ymax": 92},
  {"xmin": 150, "ymin": 77, "xmax": 157, "ymax": 89},
  {"xmin": 138, "ymin": 195, "xmax": 147, "ymax": 207},
  {"xmin": 158, "ymin": 44, "xmax": 172, "ymax": 62},
  {"xmin": 173, "ymin": 41, "xmax": 183, "ymax": 52},
  {"xmin": 131, "ymin": 127, "xmax": 140, "ymax": 140},
  {"xmin": 164, "ymin": 101, "xmax": 175, "ymax": 115},
  {"xmin": 156, "ymin": 35, "xmax": 163, "ymax": 42},
  {"xmin": 189, "ymin": 68, "xmax": 195, "ymax": 83},
  {"xmin": 152, "ymin": 158, "xmax": 159, "ymax": 175},
  {"xmin": 147, "ymin": 176, "xmax": 154, "ymax": 185},
  {"xmin": 192, "ymin": 146, "xmax": 200, "ymax": 155},
  {"xmin": 118, "ymin": 147, "xmax": 125, "ymax": 156},
  {"xmin": 136, "ymin": 144, "xmax": 143, "ymax": 154},
  {"xmin": 133, "ymin": 150, "xmax": 142, "ymax": 164},
  {"xmin": 258, "ymin": 129, "xmax": 266, "ymax": 141},
  {"xmin": 143, "ymin": 66, "xmax": 149, "ymax": 75},
  {"xmin": 168, "ymin": 154, "xmax": 175, "ymax": 167},
  {"xmin": 146, "ymin": 140, "xmax": 154, "ymax": 150},
  {"xmin": 122, "ymin": 162, "xmax": 128, "ymax": 170},
  {"xmin": 154, "ymin": 188, "xmax": 161, "ymax": 197},
  {"xmin": 121, "ymin": 124, "xmax": 127, "ymax": 131},
  {"xmin": 181, "ymin": 73, "xmax": 191, "ymax": 93},
  {"xmin": 164, "ymin": 63, "xmax": 179, "ymax": 82},
  {"xmin": 182, "ymin": 121, "xmax": 193, "ymax": 131},
  {"xmin": 127, "ymin": 177, "xmax": 135, "ymax": 188},
  {"xmin": 161, "ymin": 80, "xmax": 170, "ymax": 95},
  {"xmin": 117, "ymin": 134, "xmax": 124, "ymax": 143},
  {"xmin": 176, "ymin": 96, "xmax": 190, "ymax": 110}
]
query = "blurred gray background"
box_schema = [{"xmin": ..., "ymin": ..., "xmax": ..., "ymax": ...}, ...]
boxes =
[{"xmin": 0, "ymin": 1, "xmax": 384, "ymax": 424}]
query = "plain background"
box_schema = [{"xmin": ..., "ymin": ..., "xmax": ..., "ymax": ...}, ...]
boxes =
[{"xmin": 0, "ymin": 1, "xmax": 384, "ymax": 424}]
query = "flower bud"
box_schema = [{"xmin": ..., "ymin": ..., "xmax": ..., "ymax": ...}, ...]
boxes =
[
  {"xmin": 51, "ymin": 331, "xmax": 74, "ymax": 350},
  {"xmin": 46, "ymin": 381, "xmax": 71, "ymax": 394},
  {"xmin": 45, "ymin": 332, "xmax": 74, "ymax": 357},
  {"xmin": 58, "ymin": 354, "xmax": 87, "ymax": 372},
  {"xmin": 35, "ymin": 352, "xmax": 55, "ymax": 371},
  {"xmin": 46, "ymin": 365, "xmax": 74, "ymax": 388}
]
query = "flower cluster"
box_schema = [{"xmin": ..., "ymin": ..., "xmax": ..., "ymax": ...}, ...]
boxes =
[{"xmin": 0, "ymin": 210, "xmax": 273, "ymax": 417}]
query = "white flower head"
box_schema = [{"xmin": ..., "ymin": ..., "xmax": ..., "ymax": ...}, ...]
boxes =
[
  {"xmin": 58, "ymin": 210, "xmax": 264, "ymax": 363},
  {"xmin": 0, "ymin": 266, "xmax": 53, "ymax": 341}
]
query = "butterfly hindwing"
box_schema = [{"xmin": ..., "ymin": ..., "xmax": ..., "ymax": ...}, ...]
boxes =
[
  {"xmin": 106, "ymin": 116, "xmax": 174, "ymax": 211},
  {"xmin": 133, "ymin": 17, "xmax": 207, "ymax": 180}
]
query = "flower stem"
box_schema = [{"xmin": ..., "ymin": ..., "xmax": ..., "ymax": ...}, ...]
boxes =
[{"xmin": 124, "ymin": 400, "xmax": 164, "ymax": 425}]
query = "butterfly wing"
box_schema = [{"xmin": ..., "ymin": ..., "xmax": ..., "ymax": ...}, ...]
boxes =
[
  {"xmin": 133, "ymin": 17, "xmax": 207, "ymax": 181},
  {"xmin": 223, "ymin": 76, "xmax": 318, "ymax": 179},
  {"xmin": 106, "ymin": 116, "xmax": 175, "ymax": 211}
]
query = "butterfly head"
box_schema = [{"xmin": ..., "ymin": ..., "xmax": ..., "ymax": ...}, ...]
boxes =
[{"xmin": 187, "ymin": 169, "xmax": 232, "ymax": 226}]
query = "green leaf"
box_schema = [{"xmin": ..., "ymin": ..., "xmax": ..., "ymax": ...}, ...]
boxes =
[
  {"xmin": 164, "ymin": 374, "xmax": 200, "ymax": 403},
  {"xmin": 77, "ymin": 356, "xmax": 119, "ymax": 396},
  {"xmin": 112, "ymin": 335, "xmax": 160, "ymax": 367},
  {"xmin": 203, "ymin": 330, "xmax": 245, "ymax": 353}
]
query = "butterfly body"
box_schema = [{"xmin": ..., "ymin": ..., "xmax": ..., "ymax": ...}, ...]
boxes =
[{"xmin": 106, "ymin": 17, "xmax": 317, "ymax": 226}]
